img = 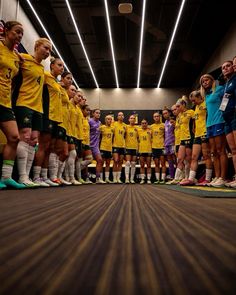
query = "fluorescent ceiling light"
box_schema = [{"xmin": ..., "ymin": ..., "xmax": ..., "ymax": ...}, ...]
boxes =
[
  {"xmin": 157, "ymin": 0, "xmax": 186, "ymax": 88},
  {"xmin": 25, "ymin": 0, "xmax": 79, "ymax": 88},
  {"xmin": 65, "ymin": 0, "xmax": 99, "ymax": 88},
  {"xmin": 104, "ymin": 0, "xmax": 119, "ymax": 88},
  {"xmin": 137, "ymin": 0, "xmax": 147, "ymax": 88}
]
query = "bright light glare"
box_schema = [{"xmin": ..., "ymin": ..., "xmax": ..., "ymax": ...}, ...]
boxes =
[
  {"xmin": 157, "ymin": 0, "xmax": 186, "ymax": 88},
  {"xmin": 104, "ymin": 0, "xmax": 119, "ymax": 88},
  {"xmin": 65, "ymin": 0, "xmax": 99, "ymax": 88}
]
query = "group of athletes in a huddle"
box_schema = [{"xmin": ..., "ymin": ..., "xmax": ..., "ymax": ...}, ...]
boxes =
[{"xmin": 0, "ymin": 20, "xmax": 236, "ymax": 189}]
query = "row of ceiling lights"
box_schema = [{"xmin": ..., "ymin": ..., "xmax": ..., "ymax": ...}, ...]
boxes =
[{"xmin": 25, "ymin": 0, "xmax": 186, "ymax": 89}]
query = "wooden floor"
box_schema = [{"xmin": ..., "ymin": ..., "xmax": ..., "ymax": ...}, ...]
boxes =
[{"xmin": 0, "ymin": 184, "xmax": 236, "ymax": 295}]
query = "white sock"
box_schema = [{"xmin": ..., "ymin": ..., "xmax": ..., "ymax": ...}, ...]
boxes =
[
  {"xmin": 17, "ymin": 141, "xmax": 29, "ymax": 181},
  {"xmin": 41, "ymin": 168, "xmax": 48, "ymax": 179},
  {"xmin": 67, "ymin": 150, "xmax": 76, "ymax": 180},
  {"xmin": 125, "ymin": 161, "xmax": 130, "ymax": 180},
  {"xmin": 141, "ymin": 174, "xmax": 145, "ymax": 180},
  {"xmin": 49, "ymin": 153, "xmax": 58, "ymax": 180},
  {"xmin": 113, "ymin": 171, "xmax": 117, "ymax": 181},
  {"xmin": 189, "ymin": 170, "xmax": 196, "ymax": 181},
  {"xmin": 175, "ymin": 168, "xmax": 182, "ymax": 180},
  {"xmin": 57, "ymin": 160, "xmax": 66, "ymax": 179},
  {"xmin": 205, "ymin": 169, "xmax": 213, "ymax": 182},
  {"xmin": 105, "ymin": 171, "xmax": 109, "ymax": 180},
  {"xmin": 147, "ymin": 173, "xmax": 151, "ymax": 180},
  {"xmin": 117, "ymin": 171, "xmax": 121, "ymax": 180},
  {"xmin": 1, "ymin": 160, "xmax": 14, "ymax": 179},
  {"xmin": 130, "ymin": 162, "xmax": 136, "ymax": 181},
  {"xmin": 33, "ymin": 166, "xmax": 41, "ymax": 180},
  {"xmin": 155, "ymin": 172, "xmax": 160, "ymax": 181},
  {"xmin": 76, "ymin": 159, "xmax": 82, "ymax": 180},
  {"xmin": 26, "ymin": 145, "xmax": 35, "ymax": 177},
  {"xmin": 161, "ymin": 173, "xmax": 166, "ymax": 180}
]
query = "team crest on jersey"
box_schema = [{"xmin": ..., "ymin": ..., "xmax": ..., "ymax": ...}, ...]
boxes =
[{"xmin": 23, "ymin": 117, "xmax": 30, "ymax": 124}]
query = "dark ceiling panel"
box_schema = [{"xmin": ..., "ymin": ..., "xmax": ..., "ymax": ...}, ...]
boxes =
[{"xmin": 20, "ymin": 0, "xmax": 235, "ymax": 88}]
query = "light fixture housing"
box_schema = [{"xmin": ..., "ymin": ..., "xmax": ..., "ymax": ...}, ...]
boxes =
[{"xmin": 118, "ymin": 3, "xmax": 133, "ymax": 14}]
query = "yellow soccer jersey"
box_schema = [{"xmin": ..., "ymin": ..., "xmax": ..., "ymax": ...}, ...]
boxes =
[
  {"xmin": 0, "ymin": 41, "xmax": 20, "ymax": 108},
  {"xmin": 113, "ymin": 121, "xmax": 127, "ymax": 148},
  {"xmin": 44, "ymin": 71, "xmax": 62, "ymax": 123},
  {"xmin": 100, "ymin": 125, "xmax": 114, "ymax": 152},
  {"xmin": 58, "ymin": 86, "xmax": 70, "ymax": 132},
  {"xmin": 174, "ymin": 114, "xmax": 181, "ymax": 146},
  {"xmin": 179, "ymin": 109, "xmax": 195, "ymax": 141},
  {"xmin": 125, "ymin": 125, "xmax": 138, "ymax": 150},
  {"xmin": 150, "ymin": 123, "xmax": 165, "ymax": 149},
  {"xmin": 138, "ymin": 128, "xmax": 152, "ymax": 153},
  {"xmin": 68, "ymin": 102, "xmax": 78, "ymax": 138},
  {"xmin": 16, "ymin": 53, "xmax": 45, "ymax": 113},
  {"xmin": 194, "ymin": 101, "xmax": 207, "ymax": 138},
  {"xmin": 75, "ymin": 106, "xmax": 84, "ymax": 141},
  {"xmin": 82, "ymin": 117, "xmax": 90, "ymax": 145}
]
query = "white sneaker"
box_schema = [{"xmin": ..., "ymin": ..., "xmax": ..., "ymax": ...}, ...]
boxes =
[
  {"xmin": 70, "ymin": 179, "xmax": 82, "ymax": 185},
  {"xmin": 96, "ymin": 178, "xmax": 106, "ymax": 184},
  {"xmin": 211, "ymin": 177, "xmax": 225, "ymax": 188},
  {"xmin": 43, "ymin": 178, "xmax": 59, "ymax": 187},
  {"xmin": 78, "ymin": 178, "xmax": 86, "ymax": 184},
  {"xmin": 130, "ymin": 180, "xmax": 135, "ymax": 184},
  {"xmin": 117, "ymin": 179, "xmax": 123, "ymax": 184},
  {"xmin": 225, "ymin": 175, "xmax": 236, "ymax": 187},
  {"xmin": 33, "ymin": 178, "xmax": 50, "ymax": 187},
  {"xmin": 147, "ymin": 180, "xmax": 151, "ymax": 184},
  {"xmin": 84, "ymin": 179, "xmax": 93, "ymax": 184},
  {"xmin": 59, "ymin": 178, "xmax": 72, "ymax": 185},
  {"xmin": 19, "ymin": 178, "xmax": 40, "ymax": 188},
  {"xmin": 105, "ymin": 179, "xmax": 113, "ymax": 183},
  {"xmin": 207, "ymin": 177, "xmax": 218, "ymax": 187},
  {"xmin": 140, "ymin": 179, "xmax": 145, "ymax": 184},
  {"xmin": 125, "ymin": 179, "xmax": 130, "ymax": 184}
]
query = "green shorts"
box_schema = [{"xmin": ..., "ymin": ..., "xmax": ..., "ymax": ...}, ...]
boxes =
[
  {"xmin": 14, "ymin": 106, "xmax": 42, "ymax": 131},
  {"xmin": 42, "ymin": 116, "xmax": 58, "ymax": 134},
  {"xmin": 0, "ymin": 105, "xmax": 16, "ymax": 122},
  {"xmin": 82, "ymin": 144, "xmax": 91, "ymax": 151},
  {"xmin": 55, "ymin": 126, "xmax": 67, "ymax": 141}
]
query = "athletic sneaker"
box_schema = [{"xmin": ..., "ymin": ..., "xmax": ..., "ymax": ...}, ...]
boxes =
[
  {"xmin": 140, "ymin": 179, "xmax": 145, "ymax": 184},
  {"xmin": 159, "ymin": 179, "xmax": 165, "ymax": 184},
  {"xmin": 59, "ymin": 178, "xmax": 72, "ymax": 185},
  {"xmin": 105, "ymin": 179, "xmax": 113, "ymax": 184},
  {"xmin": 43, "ymin": 178, "xmax": 59, "ymax": 187},
  {"xmin": 207, "ymin": 177, "xmax": 218, "ymax": 187},
  {"xmin": 147, "ymin": 180, "xmax": 151, "ymax": 184},
  {"xmin": 70, "ymin": 179, "xmax": 82, "ymax": 185},
  {"xmin": 229, "ymin": 180, "xmax": 236, "ymax": 188},
  {"xmin": 225, "ymin": 176, "xmax": 236, "ymax": 188},
  {"xmin": 96, "ymin": 178, "xmax": 106, "ymax": 184},
  {"xmin": 197, "ymin": 180, "xmax": 210, "ymax": 186},
  {"xmin": 211, "ymin": 177, "xmax": 225, "ymax": 188},
  {"xmin": 130, "ymin": 180, "xmax": 135, "ymax": 184},
  {"xmin": 179, "ymin": 179, "xmax": 195, "ymax": 186},
  {"xmin": 117, "ymin": 179, "xmax": 123, "ymax": 184},
  {"xmin": 1, "ymin": 178, "xmax": 25, "ymax": 189},
  {"xmin": 78, "ymin": 178, "xmax": 86, "ymax": 184},
  {"xmin": 0, "ymin": 181, "xmax": 7, "ymax": 189},
  {"xmin": 33, "ymin": 178, "xmax": 50, "ymax": 187},
  {"xmin": 166, "ymin": 179, "xmax": 180, "ymax": 185},
  {"xmin": 154, "ymin": 180, "xmax": 159, "ymax": 184},
  {"xmin": 84, "ymin": 179, "xmax": 93, "ymax": 184},
  {"xmin": 19, "ymin": 178, "xmax": 40, "ymax": 188},
  {"xmin": 125, "ymin": 179, "xmax": 130, "ymax": 184},
  {"xmin": 51, "ymin": 178, "xmax": 62, "ymax": 185}
]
